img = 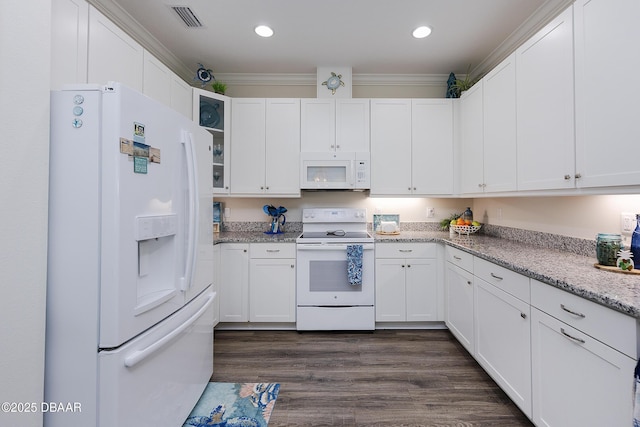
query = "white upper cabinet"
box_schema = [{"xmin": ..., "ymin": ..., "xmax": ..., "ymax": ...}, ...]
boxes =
[
  {"xmin": 370, "ymin": 99, "xmax": 413, "ymax": 195},
  {"xmin": 51, "ymin": 0, "xmax": 88, "ymax": 89},
  {"xmin": 371, "ymin": 99, "xmax": 454, "ymax": 196},
  {"xmin": 231, "ymin": 98, "xmax": 300, "ymax": 197},
  {"xmin": 169, "ymin": 75, "xmax": 193, "ymax": 119},
  {"xmin": 482, "ymin": 53, "xmax": 517, "ymax": 193},
  {"xmin": 516, "ymin": 6, "xmax": 575, "ymax": 191},
  {"xmin": 143, "ymin": 50, "xmax": 172, "ymax": 106},
  {"xmin": 87, "ymin": 6, "xmax": 143, "ymax": 91},
  {"xmin": 574, "ymin": 0, "xmax": 640, "ymax": 188},
  {"xmin": 301, "ymin": 98, "xmax": 369, "ymax": 153},
  {"xmin": 411, "ymin": 99, "xmax": 454, "ymax": 195},
  {"xmin": 459, "ymin": 82, "xmax": 485, "ymax": 195}
]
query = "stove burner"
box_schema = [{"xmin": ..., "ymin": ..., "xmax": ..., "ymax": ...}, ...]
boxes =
[{"xmin": 326, "ymin": 230, "xmax": 346, "ymax": 236}]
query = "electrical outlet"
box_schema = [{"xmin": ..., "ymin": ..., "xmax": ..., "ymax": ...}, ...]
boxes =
[
  {"xmin": 426, "ymin": 207, "xmax": 435, "ymax": 218},
  {"xmin": 497, "ymin": 208, "xmax": 503, "ymax": 220},
  {"xmin": 224, "ymin": 207, "xmax": 231, "ymax": 220},
  {"xmin": 621, "ymin": 212, "xmax": 636, "ymax": 236}
]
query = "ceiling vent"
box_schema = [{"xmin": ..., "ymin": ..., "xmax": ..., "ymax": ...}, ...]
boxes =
[{"xmin": 171, "ymin": 6, "xmax": 203, "ymax": 28}]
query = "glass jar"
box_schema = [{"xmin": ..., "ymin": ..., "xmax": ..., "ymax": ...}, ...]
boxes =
[{"xmin": 596, "ymin": 233, "xmax": 622, "ymax": 266}]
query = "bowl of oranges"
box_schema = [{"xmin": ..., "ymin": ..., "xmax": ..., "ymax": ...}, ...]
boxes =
[{"xmin": 450, "ymin": 218, "xmax": 482, "ymax": 235}]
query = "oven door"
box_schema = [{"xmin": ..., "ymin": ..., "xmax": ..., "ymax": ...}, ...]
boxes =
[{"xmin": 296, "ymin": 242, "xmax": 374, "ymax": 306}]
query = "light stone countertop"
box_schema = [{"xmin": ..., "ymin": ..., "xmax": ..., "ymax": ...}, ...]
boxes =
[{"xmin": 213, "ymin": 230, "xmax": 640, "ymax": 319}]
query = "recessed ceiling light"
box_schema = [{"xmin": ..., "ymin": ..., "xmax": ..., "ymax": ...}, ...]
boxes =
[
  {"xmin": 412, "ymin": 26, "xmax": 432, "ymax": 39},
  {"xmin": 255, "ymin": 25, "xmax": 274, "ymax": 38}
]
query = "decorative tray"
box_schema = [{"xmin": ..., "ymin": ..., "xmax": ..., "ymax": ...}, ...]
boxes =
[
  {"xmin": 376, "ymin": 231, "xmax": 401, "ymax": 235},
  {"xmin": 593, "ymin": 263, "xmax": 640, "ymax": 275},
  {"xmin": 450, "ymin": 224, "xmax": 482, "ymax": 235}
]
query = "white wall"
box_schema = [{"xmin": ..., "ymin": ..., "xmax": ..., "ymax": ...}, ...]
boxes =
[
  {"xmin": 474, "ymin": 195, "xmax": 640, "ymax": 242},
  {"xmin": 217, "ymin": 193, "xmax": 472, "ymax": 225},
  {"xmin": 0, "ymin": 1, "xmax": 50, "ymax": 426}
]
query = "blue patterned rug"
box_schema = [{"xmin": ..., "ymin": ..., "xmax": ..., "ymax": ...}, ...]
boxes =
[{"xmin": 183, "ymin": 382, "xmax": 280, "ymax": 427}]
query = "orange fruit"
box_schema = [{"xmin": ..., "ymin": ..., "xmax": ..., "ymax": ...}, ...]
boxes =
[{"xmin": 456, "ymin": 218, "xmax": 465, "ymax": 225}]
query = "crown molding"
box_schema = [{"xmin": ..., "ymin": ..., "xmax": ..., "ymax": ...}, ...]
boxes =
[
  {"xmin": 214, "ymin": 73, "xmax": 450, "ymax": 86},
  {"xmin": 472, "ymin": 0, "xmax": 574, "ymax": 78}
]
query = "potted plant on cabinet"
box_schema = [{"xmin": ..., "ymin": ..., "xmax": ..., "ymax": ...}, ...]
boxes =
[{"xmin": 211, "ymin": 81, "xmax": 227, "ymax": 95}]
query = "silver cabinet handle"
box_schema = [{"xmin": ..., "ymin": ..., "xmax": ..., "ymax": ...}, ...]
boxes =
[
  {"xmin": 453, "ymin": 255, "xmax": 462, "ymax": 260},
  {"xmin": 407, "ymin": 264, "xmax": 411, "ymax": 268},
  {"xmin": 466, "ymin": 280, "xmax": 472, "ymax": 285},
  {"xmin": 266, "ymin": 249, "xmax": 280, "ymax": 253},
  {"xmin": 574, "ymin": 173, "xmax": 582, "ymax": 179},
  {"xmin": 560, "ymin": 304, "xmax": 585, "ymax": 318},
  {"xmin": 490, "ymin": 273, "xmax": 504, "ymax": 280},
  {"xmin": 564, "ymin": 174, "xmax": 571, "ymax": 180},
  {"xmin": 561, "ymin": 327, "xmax": 585, "ymax": 344},
  {"xmin": 520, "ymin": 312, "xmax": 527, "ymax": 319},
  {"xmin": 399, "ymin": 249, "xmax": 413, "ymax": 253}
]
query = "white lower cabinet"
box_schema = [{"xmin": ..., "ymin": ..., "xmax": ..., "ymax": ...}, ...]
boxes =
[
  {"xmin": 218, "ymin": 243, "xmax": 295, "ymax": 324},
  {"xmin": 445, "ymin": 247, "xmax": 475, "ymax": 354},
  {"xmin": 249, "ymin": 243, "xmax": 296, "ymax": 322},
  {"xmin": 219, "ymin": 243, "xmax": 249, "ymax": 322},
  {"xmin": 530, "ymin": 279, "xmax": 636, "ymax": 427},
  {"xmin": 474, "ymin": 272, "xmax": 531, "ymax": 418},
  {"xmin": 375, "ymin": 243, "xmax": 438, "ymax": 322}
]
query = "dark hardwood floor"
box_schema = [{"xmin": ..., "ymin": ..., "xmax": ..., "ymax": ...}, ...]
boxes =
[{"xmin": 211, "ymin": 329, "xmax": 533, "ymax": 427}]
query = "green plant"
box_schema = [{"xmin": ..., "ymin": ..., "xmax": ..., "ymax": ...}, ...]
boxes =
[
  {"xmin": 440, "ymin": 212, "xmax": 461, "ymax": 230},
  {"xmin": 450, "ymin": 65, "xmax": 476, "ymax": 98},
  {"xmin": 211, "ymin": 81, "xmax": 227, "ymax": 95}
]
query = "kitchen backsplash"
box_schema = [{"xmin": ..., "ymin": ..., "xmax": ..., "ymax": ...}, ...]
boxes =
[{"xmin": 220, "ymin": 220, "xmax": 595, "ymax": 257}]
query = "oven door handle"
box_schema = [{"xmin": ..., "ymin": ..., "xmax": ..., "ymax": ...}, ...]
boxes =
[{"xmin": 297, "ymin": 244, "xmax": 374, "ymax": 251}]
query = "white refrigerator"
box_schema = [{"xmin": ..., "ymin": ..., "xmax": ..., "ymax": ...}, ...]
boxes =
[{"xmin": 45, "ymin": 82, "xmax": 215, "ymax": 427}]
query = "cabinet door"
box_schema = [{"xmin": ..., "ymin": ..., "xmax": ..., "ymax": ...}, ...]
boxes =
[
  {"xmin": 212, "ymin": 245, "xmax": 221, "ymax": 327},
  {"xmin": 516, "ymin": 6, "xmax": 575, "ymax": 191},
  {"xmin": 336, "ymin": 99, "xmax": 370, "ymax": 152},
  {"xmin": 87, "ymin": 6, "xmax": 143, "ymax": 90},
  {"xmin": 375, "ymin": 259, "xmax": 406, "ymax": 322},
  {"xmin": 265, "ymin": 99, "xmax": 301, "ymax": 196},
  {"xmin": 405, "ymin": 258, "xmax": 438, "ymax": 321},
  {"xmin": 574, "ymin": 0, "xmax": 640, "ymax": 188},
  {"xmin": 445, "ymin": 262, "xmax": 475, "ymax": 354},
  {"xmin": 249, "ymin": 258, "xmax": 296, "ymax": 322},
  {"xmin": 142, "ymin": 50, "xmax": 171, "ymax": 107},
  {"xmin": 230, "ymin": 98, "xmax": 266, "ymax": 194},
  {"xmin": 483, "ymin": 53, "xmax": 517, "ymax": 193},
  {"xmin": 370, "ymin": 99, "xmax": 412, "ymax": 195},
  {"xmin": 301, "ymin": 99, "xmax": 335, "ymax": 152},
  {"xmin": 459, "ymin": 82, "xmax": 485, "ymax": 194},
  {"xmin": 219, "ymin": 244, "xmax": 249, "ymax": 322},
  {"xmin": 51, "ymin": 0, "xmax": 88, "ymax": 89},
  {"xmin": 531, "ymin": 308, "xmax": 635, "ymax": 427},
  {"xmin": 411, "ymin": 99, "xmax": 454, "ymax": 195},
  {"xmin": 475, "ymin": 278, "xmax": 531, "ymax": 418},
  {"xmin": 170, "ymin": 75, "xmax": 193, "ymax": 119}
]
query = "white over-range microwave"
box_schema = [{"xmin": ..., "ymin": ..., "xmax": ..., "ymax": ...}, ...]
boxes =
[{"xmin": 300, "ymin": 152, "xmax": 370, "ymax": 190}]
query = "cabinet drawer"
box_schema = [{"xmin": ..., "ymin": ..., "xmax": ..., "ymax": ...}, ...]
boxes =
[
  {"xmin": 445, "ymin": 246, "xmax": 473, "ymax": 272},
  {"xmin": 531, "ymin": 279, "xmax": 637, "ymax": 358},
  {"xmin": 375, "ymin": 243, "xmax": 436, "ymax": 259},
  {"xmin": 249, "ymin": 243, "xmax": 296, "ymax": 259},
  {"xmin": 474, "ymin": 257, "xmax": 530, "ymax": 303}
]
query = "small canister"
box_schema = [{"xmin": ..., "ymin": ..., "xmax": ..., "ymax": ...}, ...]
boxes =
[{"xmin": 596, "ymin": 233, "xmax": 622, "ymax": 266}]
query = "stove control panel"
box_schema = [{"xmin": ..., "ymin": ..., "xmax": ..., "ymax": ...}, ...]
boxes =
[{"xmin": 302, "ymin": 208, "xmax": 367, "ymax": 223}]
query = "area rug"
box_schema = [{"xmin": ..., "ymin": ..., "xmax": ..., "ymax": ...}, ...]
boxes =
[{"xmin": 183, "ymin": 382, "xmax": 280, "ymax": 427}]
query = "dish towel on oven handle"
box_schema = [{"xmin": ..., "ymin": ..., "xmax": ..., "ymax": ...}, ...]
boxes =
[
  {"xmin": 634, "ymin": 358, "xmax": 640, "ymax": 426},
  {"xmin": 346, "ymin": 244, "xmax": 363, "ymax": 286}
]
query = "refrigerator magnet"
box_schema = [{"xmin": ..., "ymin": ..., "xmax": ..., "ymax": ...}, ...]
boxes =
[
  {"xmin": 133, "ymin": 156, "xmax": 148, "ymax": 174},
  {"xmin": 133, "ymin": 141, "xmax": 149, "ymax": 158},
  {"xmin": 120, "ymin": 137, "xmax": 133, "ymax": 155},
  {"xmin": 133, "ymin": 122, "xmax": 145, "ymax": 143},
  {"xmin": 149, "ymin": 147, "xmax": 161, "ymax": 164}
]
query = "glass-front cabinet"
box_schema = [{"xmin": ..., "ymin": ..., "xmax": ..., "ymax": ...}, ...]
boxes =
[{"xmin": 193, "ymin": 88, "xmax": 230, "ymax": 194}]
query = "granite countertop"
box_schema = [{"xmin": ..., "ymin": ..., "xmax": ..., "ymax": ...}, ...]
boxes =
[{"xmin": 213, "ymin": 230, "xmax": 640, "ymax": 319}]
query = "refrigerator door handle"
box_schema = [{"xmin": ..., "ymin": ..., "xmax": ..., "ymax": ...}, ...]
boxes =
[
  {"xmin": 180, "ymin": 131, "xmax": 200, "ymax": 291},
  {"xmin": 124, "ymin": 292, "xmax": 215, "ymax": 368}
]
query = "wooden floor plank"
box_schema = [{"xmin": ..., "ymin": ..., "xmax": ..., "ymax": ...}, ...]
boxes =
[{"xmin": 212, "ymin": 329, "xmax": 533, "ymax": 427}]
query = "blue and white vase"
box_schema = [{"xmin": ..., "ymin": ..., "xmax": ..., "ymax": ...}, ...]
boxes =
[{"xmin": 631, "ymin": 214, "xmax": 640, "ymax": 269}]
